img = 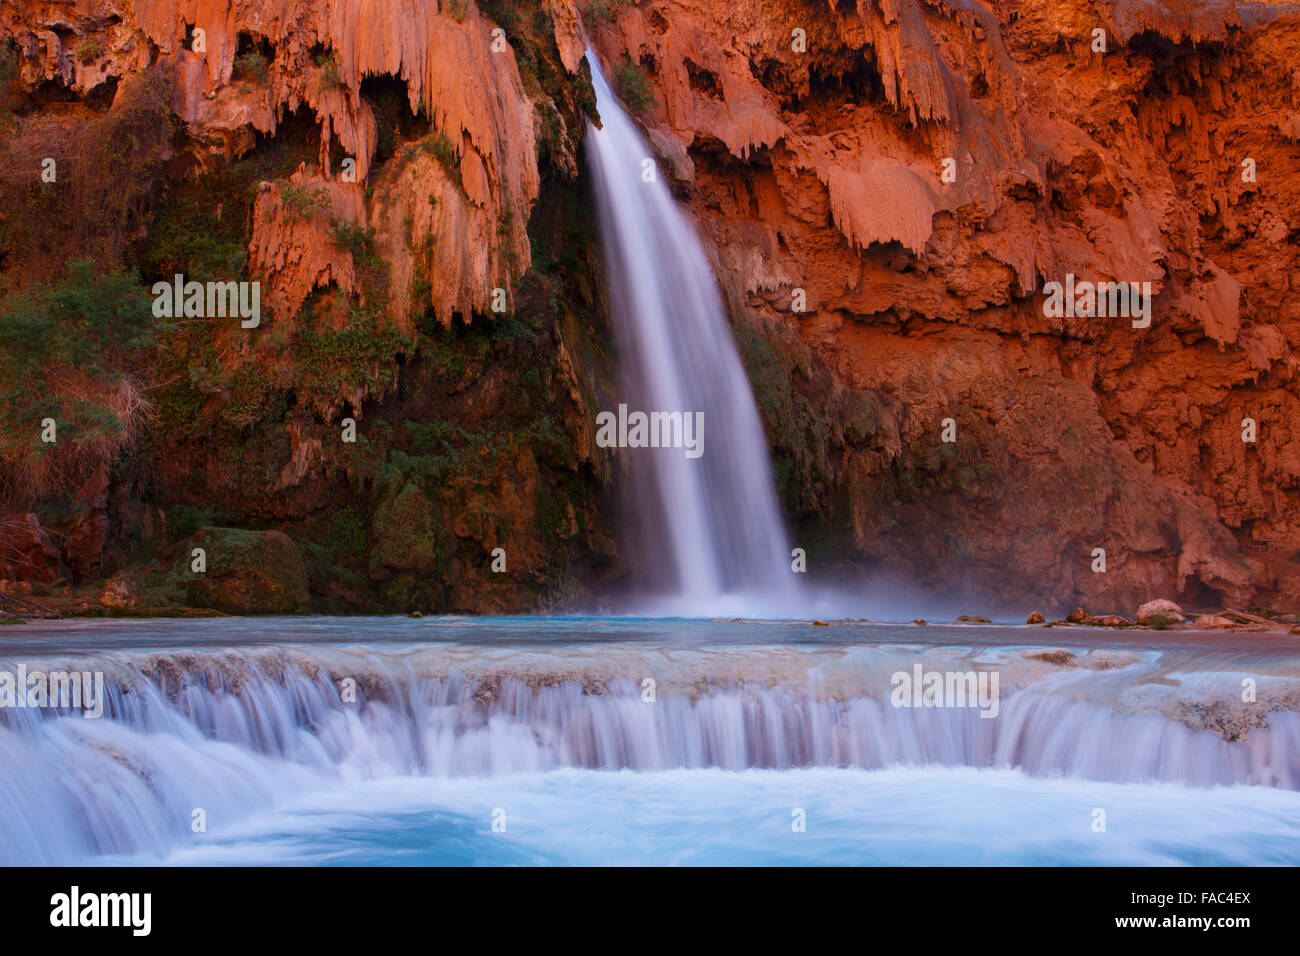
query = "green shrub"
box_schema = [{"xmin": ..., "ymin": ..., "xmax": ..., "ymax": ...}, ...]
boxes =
[
  {"xmin": 420, "ymin": 132, "xmax": 463, "ymax": 190},
  {"xmin": 614, "ymin": 58, "xmax": 656, "ymax": 115},
  {"xmin": 315, "ymin": 50, "xmax": 341, "ymax": 90},
  {"xmin": 0, "ymin": 260, "xmax": 159, "ymax": 504},
  {"xmin": 76, "ymin": 38, "xmax": 102, "ymax": 66},
  {"xmin": 279, "ymin": 181, "xmax": 330, "ymax": 220},
  {"xmin": 234, "ymin": 49, "xmax": 268, "ymax": 83}
]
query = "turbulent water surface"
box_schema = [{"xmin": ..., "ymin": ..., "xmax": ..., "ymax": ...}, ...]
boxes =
[{"xmin": 2, "ymin": 617, "xmax": 1297, "ymax": 866}]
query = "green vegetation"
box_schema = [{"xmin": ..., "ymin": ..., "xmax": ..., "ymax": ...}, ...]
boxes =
[
  {"xmin": 166, "ymin": 504, "xmax": 226, "ymax": 539},
  {"xmin": 315, "ymin": 50, "xmax": 341, "ymax": 89},
  {"xmin": 582, "ymin": 0, "xmax": 634, "ymax": 27},
  {"xmin": 0, "ymin": 261, "xmax": 158, "ymax": 504},
  {"xmin": 279, "ymin": 181, "xmax": 331, "ymax": 221},
  {"xmin": 76, "ymin": 38, "xmax": 103, "ymax": 66},
  {"xmin": 614, "ymin": 58, "xmax": 656, "ymax": 115},
  {"xmin": 234, "ymin": 49, "xmax": 269, "ymax": 84},
  {"xmin": 423, "ymin": 132, "xmax": 461, "ymax": 187},
  {"xmin": 296, "ymin": 306, "xmax": 408, "ymax": 412}
]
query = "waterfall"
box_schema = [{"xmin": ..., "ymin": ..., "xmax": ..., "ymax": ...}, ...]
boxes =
[
  {"xmin": 3, "ymin": 643, "xmax": 1297, "ymax": 864},
  {"xmin": 585, "ymin": 49, "xmax": 796, "ymax": 614}
]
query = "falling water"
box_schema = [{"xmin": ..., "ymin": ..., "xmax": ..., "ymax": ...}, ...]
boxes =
[{"xmin": 585, "ymin": 49, "xmax": 796, "ymax": 613}]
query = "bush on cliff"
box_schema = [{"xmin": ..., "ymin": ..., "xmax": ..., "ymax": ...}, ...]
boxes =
[
  {"xmin": 0, "ymin": 261, "xmax": 159, "ymax": 507},
  {"xmin": 153, "ymin": 527, "xmax": 311, "ymax": 614},
  {"xmin": 0, "ymin": 63, "xmax": 175, "ymax": 280}
]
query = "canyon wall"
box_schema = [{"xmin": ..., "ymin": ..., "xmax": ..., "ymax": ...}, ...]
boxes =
[
  {"xmin": 589, "ymin": 0, "xmax": 1300, "ymax": 612},
  {"xmin": 0, "ymin": 0, "xmax": 1297, "ymax": 615}
]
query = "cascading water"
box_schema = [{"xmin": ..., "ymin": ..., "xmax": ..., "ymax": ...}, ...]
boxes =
[
  {"xmin": 585, "ymin": 49, "xmax": 796, "ymax": 614},
  {"xmin": 3, "ymin": 624, "xmax": 1299, "ymax": 865}
]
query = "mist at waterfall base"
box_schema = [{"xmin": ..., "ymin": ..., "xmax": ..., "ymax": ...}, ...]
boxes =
[{"xmin": 2, "ymin": 618, "xmax": 1299, "ymax": 866}]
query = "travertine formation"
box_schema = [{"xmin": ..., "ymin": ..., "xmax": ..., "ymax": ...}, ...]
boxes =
[
  {"xmin": 1, "ymin": 0, "xmax": 1297, "ymax": 614},
  {"xmin": 584, "ymin": 0, "xmax": 1300, "ymax": 611},
  {"xmin": 3, "ymin": 0, "xmax": 538, "ymax": 326}
]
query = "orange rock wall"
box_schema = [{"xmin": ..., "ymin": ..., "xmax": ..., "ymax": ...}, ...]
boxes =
[{"xmin": 584, "ymin": 0, "xmax": 1300, "ymax": 611}]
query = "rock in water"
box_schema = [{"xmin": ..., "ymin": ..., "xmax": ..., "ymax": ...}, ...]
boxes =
[
  {"xmin": 1089, "ymin": 615, "xmax": 1133, "ymax": 628},
  {"xmin": 1066, "ymin": 607, "xmax": 1092, "ymax": 624},
  {"xmin": 1192, "ymin": 615, "xmax": 1239, "ymax": 630},
  {"xmin": 1026, "ymin": 611, "xmax": 1045, "ymax": 624},
  {"xmin": 1137, "ymin": 599, "xmax": 1186, "ymax": 625}
]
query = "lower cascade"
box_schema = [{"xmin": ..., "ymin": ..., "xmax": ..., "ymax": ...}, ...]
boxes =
[{"xmin": 2, "ymin": 645, "xmax": 1296, "ymax": 864}]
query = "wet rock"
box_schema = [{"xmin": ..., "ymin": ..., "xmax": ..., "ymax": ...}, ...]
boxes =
[
  {"xmin": 1191, "ymin": 614, "xmax": 1239, "ymax": 630},
  {"xmin": 1028, "ymin": 650, "xmax": 1075, "ymax": 666},
  {"xmin": 1137, "ymin": 599, "xmax": 1186, "ymax": 625},
  {"xmin": 1088, "ymin": 615, "xmax": 1133, "ymax": 628},
  {"xmin": 1026, "ymin": 611, "xmax": 1045, "ymax": 624},
  {"xmin": 912, "ymin": 618, "xmax": 927, "ymax": 626},
  {"xmin": 811, "ymin": 619, "xmax": 829, "ymax": 626},
  {"xmin": 956, "ymin": 614, "xmax": 992, "ymax": 623},
  {"xmin": 1065, "ymin": 608, "xmax": 1092, "ymax": 624}
]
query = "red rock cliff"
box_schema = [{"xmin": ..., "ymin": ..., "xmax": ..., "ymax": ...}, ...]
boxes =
[
  {"xmin": 584, "ymin": 0, "xmax": 1300, "ymax": 611},
  {"xmin": 1, "ymin": 0, "xmax": 1297, "ymax": 615}
]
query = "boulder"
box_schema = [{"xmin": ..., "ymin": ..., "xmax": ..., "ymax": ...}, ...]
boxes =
[
  {"xmin": 1089, "ymin": 615, "xmax": 1133, "ymax": 628},
  {"xmin": 1026, "ymin": 611, "xmax": 1045, "ymax": 624},
  {"xmin": 99, "ymin": 570, "xmax": 143, "ymax": 610},
  {"xmin": 159, "ymin": 527, "xmax": 310, "ymax": 614},
  {"xmin": 1191, "ymin": 614, "xmax": 1239, "ymax": 630},
  {"xmin": 1065, "ymin": 607, "xmax": 1092, "ymax": 624},
  {"xmin": 1137, "ymin": 599, "xmax": 1185, "ymax": 625}
]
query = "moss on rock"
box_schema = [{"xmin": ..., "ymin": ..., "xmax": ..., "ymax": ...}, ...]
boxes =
[{"xmin": 155, "ymin": 527, "xmax": 310, "ymax": 614}]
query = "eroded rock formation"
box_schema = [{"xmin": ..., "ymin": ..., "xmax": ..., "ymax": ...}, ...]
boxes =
[
  {"xmin": 584, "ymin": 0, "xmax": 1300, "ymax": 611},
  {"xmin": 1, "ymin": 0, "xmax": 1297, "ymax": 615}
]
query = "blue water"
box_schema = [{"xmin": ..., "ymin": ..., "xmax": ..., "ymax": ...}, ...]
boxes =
[
  {"xmin": 2, "ymin": 617, "xmax": 1298, "ymax": 866},
  {"xmin": 109, "ymin": 768, "xmax": 1300, "ymax": 867}
]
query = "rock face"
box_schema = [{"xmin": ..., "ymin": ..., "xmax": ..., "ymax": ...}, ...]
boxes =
[
  {"xmin": 158, "ymin": 527, "xmax": 310, "ymax": 614},
  {"xmin": 0, "ymin": 514, "xmax": 63, "ymax": 585},
  {"xmin": 2, "ymin": 0, "xmax": 1298, "ymax": 615},
  {"xmin": 63, "ymin": 464, "xmax": 110, "ymax": 581},
  {"xmin": 577, "ymin": 0, "xmax": 1300, "ymax": 614}
]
